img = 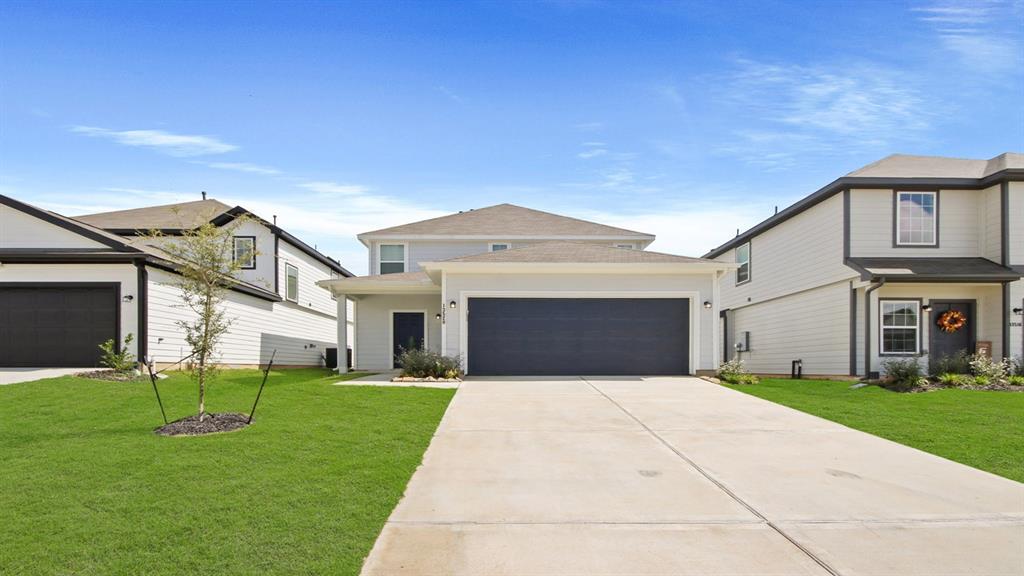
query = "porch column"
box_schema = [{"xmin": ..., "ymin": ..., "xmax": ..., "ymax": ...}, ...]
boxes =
[{"xmin": 336, "ymin": 294, "xmax": 348, "ymax": 374}]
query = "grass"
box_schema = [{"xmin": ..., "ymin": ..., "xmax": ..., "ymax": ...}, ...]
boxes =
[
  {"xmin": 0, "ymin": 369, "xmax": 455, "ymax": 575},
  {"xmin": 724, "ymin": 378, "xmax": 1024, "ymax": 483}
]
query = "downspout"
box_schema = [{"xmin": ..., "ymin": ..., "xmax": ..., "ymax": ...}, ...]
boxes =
[
  {"xmin": 135, "ymin": 260, "xmax": 149, "ymax": 368},
  {"xmin": 864, "ymin": 277, "xmax": 885, "ymax": 378}
]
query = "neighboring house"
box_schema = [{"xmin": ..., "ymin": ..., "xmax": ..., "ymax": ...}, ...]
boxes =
[
  {"xmin": 705, "ymin": 153, "xmax": 1024, "ymax": 378},
  {"xmin": 0, "ymin": 194, "xmax": 354, "ymax": 368},
  {"xmin": 319, "ymin": 203, "xmax": 734, "ymax": 376}
]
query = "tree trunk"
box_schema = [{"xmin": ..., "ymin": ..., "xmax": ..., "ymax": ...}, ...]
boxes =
[{"xmin": 198, "ymin": 282, "xmax": 214, "ymax": 422}]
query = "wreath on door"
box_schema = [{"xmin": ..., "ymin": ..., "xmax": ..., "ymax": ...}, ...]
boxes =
[{"xmin": 936, "ymin": 310, "xmax": 967, "ymax": 334}]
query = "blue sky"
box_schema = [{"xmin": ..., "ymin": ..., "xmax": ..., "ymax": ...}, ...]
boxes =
[{"xmin": 2, "ymin": 0, "xmax": 1021, "ymax": 274}]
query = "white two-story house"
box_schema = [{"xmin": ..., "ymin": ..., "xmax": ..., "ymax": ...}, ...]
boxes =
[
  {"xmin": 706, "ymin": 153, "xmax": 1023, "ymax": 378},
  {"xmin": 0, "ymin": 194, "xmax": 354, "ymax": 369},
  {"xmin": 319, "ymin": 203, "xmax": 735, "ymax": 376}
]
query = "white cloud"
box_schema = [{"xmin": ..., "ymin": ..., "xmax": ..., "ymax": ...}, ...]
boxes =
[
  {"xmin": 299, "ymin": 181, "xmax": 371, "ymax": 196},
  {"xmin": 71, "ymin": 126, "xmax": 238, "ymax": 156},
  {"xmin": 913, "ymin": 1, "xmax": 1022, "ymax": 71},
  {"xmin": 577, "ymin": 148, "xmax": 608, "ymax": 159},
  {"xmin": 195, "ymin": 161, "xmax": 281, "ymax": 175}
]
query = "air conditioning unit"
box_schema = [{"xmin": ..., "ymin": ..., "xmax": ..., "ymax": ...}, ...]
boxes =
[{"xmin": 734, "ymin": 331, "xmax": 750, "ymax": 352}]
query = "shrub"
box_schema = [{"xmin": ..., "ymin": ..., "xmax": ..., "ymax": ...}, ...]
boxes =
[
  {"xmin": 723, "ymin": 373, "xmax": 760, "ymax": 385},
  {"xmin": 973, "ymin": 376, "xmax": 991, "ymax": 387},
  {"xmin": 717, "ymin": 358, "xmax": 758, "ymax": 385},
  {"xmin": 937, "ymin": 373, "xmax": 971, "ymax": 387},
  {"xmin": 98, "ymin": 333, "xmax": 136, "ymax": 373},
  {"xmin": 1011, "ymin": 357, "xmax": 1024, "ymax": 377},
  {"xmin": 929, "ymin": 350, "xmax": 972, "ymax": 377},
  {"xmin": 880, "ymin": 358, "xmax": 926, "ymax": 392},
  {"xmin": 1008, "ymin": 375, "xmax": 1024, "ymax": 386},
  {"xmin": 397, "ymin": 347, "xmax": 463, "ymax": 379},
  {"xmin": 969, "ymin": 354, "xmax": 1011, "ymax": 384}
]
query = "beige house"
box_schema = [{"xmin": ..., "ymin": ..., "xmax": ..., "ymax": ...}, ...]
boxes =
[
  {"xmin": 706, "ymin": 153, "xmax": 1024, "ymax": 378},
  {"xmin": 320, "ymin": 204, "xmax": 735, "ymax": 376}
]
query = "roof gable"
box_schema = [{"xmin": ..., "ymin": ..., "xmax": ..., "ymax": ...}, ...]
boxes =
[
  {"xmin": 0, "ymin": 195, "xmax": 140, "ymax": 252},
  {"xmin": 437, "ymin": 241, "xmax": 714, "ymax": 264},
  {"xmin": 358, "ymin": 203, "xmax": 654, "ymax": 240}
]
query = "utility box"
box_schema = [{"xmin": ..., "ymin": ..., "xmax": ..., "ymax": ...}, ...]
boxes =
[{"xmin": 325, "ymin": 347, "xmax": 338, "ymax": 369}]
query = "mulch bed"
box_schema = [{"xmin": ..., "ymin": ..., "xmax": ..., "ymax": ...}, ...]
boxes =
[
  {"xmin": 876, "ymin": 380, "xmax": 1024, "ymax": 393},
  {"xmin": 391, "ymin": 376, "xmax": 463, "ymax": 383},
  {"xmin": 155, "ymin": 413, "xmax": 251, "ymax": 436},
  {"xmin": 76, "ymin": 370, "xmax": 145, "ymax": 382}
]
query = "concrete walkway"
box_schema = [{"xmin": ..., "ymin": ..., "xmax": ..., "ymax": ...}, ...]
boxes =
[
  {"xmin": 362, "ymin": 376, "xmax": 1024, "ymax": 576},
  {"xmin": 0, "ymin": 368, "xmax": 87, "ymax": 385}
]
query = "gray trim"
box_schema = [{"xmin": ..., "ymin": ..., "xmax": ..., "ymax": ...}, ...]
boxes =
[
  {"xmin": 849, "ymin": 281, "xmax": 857, "ymax": 376},
  {"xmin": 1002, "ymin": 282, "xmax": 1010, "ymax": 359},
  {"xmin": 273, "ymin": 232, "xmax": 281, "ymax": 294},
  {"xmin": 842, "ymin": 188, "xmax": 851, "ymax": 260},
  {"xmin": 1001, "ymin": 182, "xmax": 1010, "ymax": 266},
  {"xmin": 892, "ymin": 190, "xmax": 940, "ymax": 249},
  {"xmin": 878, "ymin": 297, "xmax": 925, "ymax": 357},
  {"xmin": 864, "ymin": 280, "xmax": 885, "ymax": 376},
  {"xmin": 703, "ymin": 169, "xmax": 1024, "ymax": 259},
  {"xmin": 136, "ymin": 261, "xmax": 148, "ymax": 364}
]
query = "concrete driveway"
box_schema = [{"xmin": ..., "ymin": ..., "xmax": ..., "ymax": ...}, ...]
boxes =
[
  {"xmin": 0, "ymin": 368, "xmax": 86, "ymax": 385},
  {"xmin": 362, "ymin": 376, "xmax": 1024, "ymax": 576}
]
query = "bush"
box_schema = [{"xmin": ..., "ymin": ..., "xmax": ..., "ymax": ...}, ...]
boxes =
[
  {"xmin": 929, "ymin": 350, "xmax": 972, "ymax": 376},
  {"xmin": 937, "ymin": 373, "xmax": 972, "ymax": 387},
  {"xmin": 880, "ymin": 358, "xmax": 926, "ymax": 392},
  {"xmin": 973, "ymin": 376, "xmax": 991, "ymax": 387},
  {"xmin": 98, "ymin": 333, "xmax": 136, "ymax": 373},
  {"xmin": 969, "ymin": 354, "xmax": 1011, "ymax": 384},
  {"xmin": 1011, "ymin": 357, "xmax": 1024, "ymax": 377},
  {"xmin": 717, "ymin": 358, "xmax": 758, "ymax": 385},
  {"xmin": 1008, "ymin": 375, "xmax": 1024, "ymax": 386},
  {"xmin": 396, "ymin": 347, "xmax": 463, "ymax": 379}
]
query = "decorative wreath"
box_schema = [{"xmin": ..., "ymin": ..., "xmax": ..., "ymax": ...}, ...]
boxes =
[{"xmin": 936, "ymin": 310, "xmax": 967, "ymax": 334}]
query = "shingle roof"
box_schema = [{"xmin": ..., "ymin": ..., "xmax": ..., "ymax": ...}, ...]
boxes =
[
  {"xmin": 75, "ymin": 199, "xmax": 233, "ymax": 230},
  {"xmin": 846, "ymin": 257, "xmax": 1022, "ymax": 282},
  {"xmin": 331, "ymin": 271, "xmax": 433, "ymax": 283},
  {"xmin": 846, "ymin": 153, "xmax": 1024, "ymax": 179},
  {"xmin": 358, "ymin": 203, "xmax": 654, "ymax": 239},
  {"xmin": 438, "ymin": 241, "xmax": 715, "ymax": 264}
]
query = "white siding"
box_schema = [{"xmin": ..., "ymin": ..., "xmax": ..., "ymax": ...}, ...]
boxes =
[
  {"xmin": 0, "ymin": 263, "xmax": 141, "ymax": 356},
  {"xmin": 729, "ymin": 281, "xmax": 852, "ymax": 376},
  {"xmin": 1009, "ymin": 182, "xmax": 1024, "ymax": 265},
  {"xmin": 717, "ymin": 193, "xmax": 853, "ymax": 309},
  {"xmin": 978, "ymin": 185, "xmax": 1002, "ymax": 263},
  {"xmin": 231, "ymin": 219, "xmax": 276, "ymax": 291},
  {"xmin": 147, "ymin": 268, "xmax": 335, "ymax": 366},
  {"xmin": 351, "ymin": 294, "xmax": 443, "ymax": 371},
  {"xmin": 442, "ymin": 272, "xmax": 716, "ymax": 372},
  {"xmin": 277, "ymin": 240, "xmax": 336, "ymax": 317},
  {"xmin": 0, "ymin": 205, "xmax": 106, "ymax": 249},
  {"xmin": 849, "ymin": 188, "xmax": 982, "ymax": 257}
]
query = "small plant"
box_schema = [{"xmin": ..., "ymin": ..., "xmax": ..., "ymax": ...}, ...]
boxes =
[
  {"xmin": 929, "ymin": 350, "xmax": 972, "ymax": 377},
  {"xmin": 969, "ymin": 354, "xmax": 1011, "ymax": 384},
  {"xmin": 880, "ymin": 358, "xmax": 926, "ymax": 392},
  {"xmin": 1008, "ymin": 375, "xmax": 1024, "ymax": 386},
  {"xmin": 397, "ymin": 347, "xmax": 464, "ymax": 379},
  {"xmin": 98, "ymin": 333, "xmax": 136, "ymax": 373},
  {"xmin": 716, "ymin": 358, "xmax": 758, "ymax": 385},
  {"xmin": 973, "ymin": 376, "xmax": 991, "ymax": 387},
  {"xmin": 1011, "ymin": 357, "xmax": 1024, "ymax": 377},
  {"xmin": 937, "ymin": 372, "xmax": 971, "ymax": 387}
]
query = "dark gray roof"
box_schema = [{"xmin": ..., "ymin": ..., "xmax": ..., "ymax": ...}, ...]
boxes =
[{"xmin": 845, "ymin": 257, "xmax": 1022, "ymax": 282}]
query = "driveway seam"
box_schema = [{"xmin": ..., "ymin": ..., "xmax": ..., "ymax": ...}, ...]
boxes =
[{"xmin": 579, "ymin": 376, "xmax": 843, "ymax": 576}]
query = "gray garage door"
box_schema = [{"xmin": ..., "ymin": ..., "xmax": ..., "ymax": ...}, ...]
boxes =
[
  {"xmin": 467, "ymin": 297, "xmax": 689, "ymax": 376},
  {"xmin": 0, "ymin": 284, "xmax": 119, "ymax": 367}
]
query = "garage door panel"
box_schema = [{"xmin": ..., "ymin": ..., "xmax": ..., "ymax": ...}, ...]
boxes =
[
  {"xmin": 0, "ymin": 285, "xmax": 118, "ymax": 367},
  {"xmin": 468, "ymin": 297, "xmax": 689, "ymax": 376}
]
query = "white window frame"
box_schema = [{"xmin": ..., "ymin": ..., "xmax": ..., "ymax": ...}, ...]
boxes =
[
  {"xmin": 285, "ymin": 263, "xmax": 299, "ymax": 302},
  {"xmin": 489, "ymin": 242, "xmax": 510, "ymax": 252},
  {"xmin": 895, "ymin": 191, "xmax": 938, "ymax": 247},
  {"xmin": 879, "ymin": 299, "xmax": 920, "ymax": 355},
  {"xmin": 735, "ymin": 242, "xmax": 751, "ymax": 285},
  {"xmin": 233, "ymin": 236, "xmax": 256, "ymax": 270},
  {"xmin": 377, "ymin": 242, "xmax": 407, "ymax": 275}
]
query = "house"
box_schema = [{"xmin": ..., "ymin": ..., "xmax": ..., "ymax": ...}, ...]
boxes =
[
  {"xmin": 0, "ymin": 194, "xmax": 354, "ymax": 369},
  {"xmin": 318, "ymin": 204, "xmax": 735, "ymax": 376},
  {"xmin": 705, "ymin": 153, "xmax": 1024, "ymax": 378}
]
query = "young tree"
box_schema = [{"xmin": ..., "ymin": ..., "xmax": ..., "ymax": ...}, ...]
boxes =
[{"xmin": 147, "ymin": 214, "xmax": 254, "ymax": 421}]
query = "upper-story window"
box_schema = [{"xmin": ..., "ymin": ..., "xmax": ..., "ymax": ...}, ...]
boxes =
[
  {"xmin": 895, "ymin": 191, "xmax": 937, "ymax": 247},
  {"xmin": 489, "ymin": 243, "xmax": 509, "ymax": 252},
  {"xmin": 379, "ymin": 244, "xmax": 406, "ymax": 274},
  {"xmin": 285, "ymin": 263, "xmax": 299, "ymax": 302},
  {"xmin": 233, "ymin": 236, "xmax": 256, "ymax": 269},
  {"xmin": 614, "ymin": 243, "xmax": 634, "ymax": 249},
  {"xmin": 736, "ymin": 242, "xmax": 751, "ymax": 284}
]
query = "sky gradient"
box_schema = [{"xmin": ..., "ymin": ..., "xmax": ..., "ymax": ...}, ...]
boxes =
[{"xmin": 2, "ymin": 0, "xmax": 1022, "ymax": 274}]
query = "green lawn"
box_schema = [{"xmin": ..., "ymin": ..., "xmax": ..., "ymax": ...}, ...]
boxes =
[
  {"xmin": 724, "ymin": 378, "xmax": 1024, "ymax": 483},
  {"xmin": 0, "ymin": 369, "xmax": 455, "ymax": 575}
]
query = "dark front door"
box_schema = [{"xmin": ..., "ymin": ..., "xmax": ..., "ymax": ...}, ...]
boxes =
[
  {"xmin": 392, "ymin": 312, "xmax": 425, "ymax": 368},
  {"xmin": 929, "ymin": 301, "xmax": 975, "ymax": 363},
  {"xmin": 467, "ymin": 297, "xmax": 690, "ymax": 376},
  {"xmin": 0, "ymin": 284, "xmax": 119, "ymax": 367}
]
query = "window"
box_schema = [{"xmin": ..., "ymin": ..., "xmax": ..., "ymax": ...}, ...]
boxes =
[
  {"xmin": 489, "ymin": 243, "xmax": 509, "ymax": 252},
  {"xmin": 881, "ymin": 300, "xmax": 919, "ymax": 354},
  {"xmin": 379, "ymin": 244, "xmax": 405, "ymax": 274},
  {"xmin": 736, "ymin": 242, "xmax": 751, "ymax": 284},
  {"xmin": 285, "ymin": 263, "xmax": 299, "ymax": 302},
  {"xmin": 614, "ymin": 244, "xmax": 634, "ymax": 249},
  {"xmin": 233, "ymin": 236, "xmax": 256, "ymax": 269},
  {"xmin": 895, "ymin": 191, "xmax": 937, "ymax": 246}
]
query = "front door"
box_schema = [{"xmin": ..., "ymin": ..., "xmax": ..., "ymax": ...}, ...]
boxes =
[
  {"xmin": 929, "ymin": 301, "xmax": 975, "ymax": 363},
  {"xmin": 392, "ymin": 312, "xmax": 425, "ymax": 368}
]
